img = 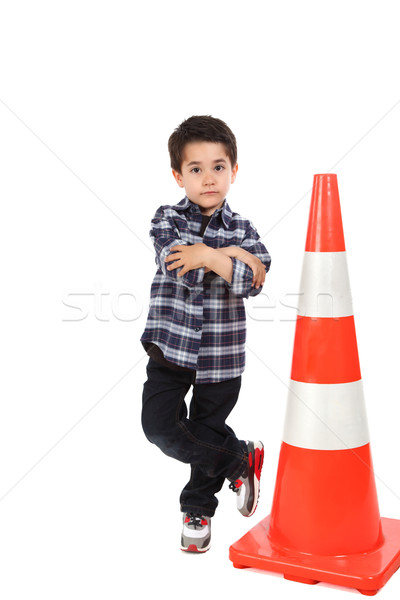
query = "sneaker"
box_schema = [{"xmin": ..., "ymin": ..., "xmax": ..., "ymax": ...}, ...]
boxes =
[
  {"xmin": 181, "ymin": 513, "xmax": 211, "ymax": 553},
  {"xmin": 229, "ymin": 440, "xmax": 264, "ymax": 517}
]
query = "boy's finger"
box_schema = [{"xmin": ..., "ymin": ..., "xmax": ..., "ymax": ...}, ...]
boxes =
[
  {"xmin": 165, "ymin": 251, "xmax": 181, "ymax": 262},
  {"xmin": 167, "ymin": 260, "xmax": 182, "ymax": 270}
]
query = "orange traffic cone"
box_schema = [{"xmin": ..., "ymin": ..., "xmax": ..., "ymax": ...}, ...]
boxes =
[{"xmin": 229, "ymin": 174, "xmax": 400, "ymax": 595}]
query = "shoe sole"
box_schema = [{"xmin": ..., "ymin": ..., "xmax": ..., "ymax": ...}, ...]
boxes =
[
  {"xmin": 243, "ymin": 440, "xmax": 264, "ymax": 517},
  {"xmin": 180, "ymin": 543, "xmax": 210, "ymax": 553}
]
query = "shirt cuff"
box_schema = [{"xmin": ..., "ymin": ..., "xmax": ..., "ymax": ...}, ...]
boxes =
[{"xmin": 226, "ymin": 257, "xmax": 254, "ymax": 298}]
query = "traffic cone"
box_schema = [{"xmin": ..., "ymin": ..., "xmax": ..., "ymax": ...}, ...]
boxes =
[{"xmin": 229, "ymin": 174, "xmax": 400, "ymax": 595}]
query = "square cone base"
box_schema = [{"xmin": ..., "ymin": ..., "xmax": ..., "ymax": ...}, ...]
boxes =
[{"xmin": 229, "ymin": 516, "xmax": 400, "ymax": 596}]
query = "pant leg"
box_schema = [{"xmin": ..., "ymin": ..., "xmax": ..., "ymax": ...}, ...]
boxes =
[
  {"xmin": 180, "ymin": 375, "xmax": 245, "ymax": 517},
  {"xmin": 141, "ymin": 359, "xmax": 246, "ymax": 495}
]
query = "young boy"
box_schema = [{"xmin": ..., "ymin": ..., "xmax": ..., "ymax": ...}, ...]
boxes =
[{"xmin": 140, "ymin": 115, "xmax": 271, "ymax": 553}]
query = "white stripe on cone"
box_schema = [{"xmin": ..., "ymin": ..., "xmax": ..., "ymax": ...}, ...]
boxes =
[
  {"xmin": 283, "ymin": 379, "xmax": 370, "ymax": 450},
  {"xmin": 298, "ymin": 251, "xmax": 353, "ymax": 318}
]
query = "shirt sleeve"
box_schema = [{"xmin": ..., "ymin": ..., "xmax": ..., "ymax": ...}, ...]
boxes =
[
  {"xmin": 149, "ymin": 206, "xmax": 205, "ymax": 289},
  {"xmin": 226, "ymin": 221, "xmax": 271, "ymax": 299}
]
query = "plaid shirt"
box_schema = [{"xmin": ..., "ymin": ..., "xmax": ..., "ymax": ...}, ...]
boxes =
[{"xmin": 140, "ymin": 196, "xmax": 271, "ymax": 383}]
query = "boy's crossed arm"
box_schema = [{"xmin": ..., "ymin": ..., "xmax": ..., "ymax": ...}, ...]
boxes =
[
  {"xmin": 165, "ymin": 243, "xmax": 266, "ymax": 289},
  {"xmin": 216, "ymin": 245, "xmax": 266, "ymax": 289}
]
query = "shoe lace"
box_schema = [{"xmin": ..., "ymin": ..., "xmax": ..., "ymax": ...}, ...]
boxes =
[
  {"xmin": 229, "ymin": 480, "xmax": 241, "ymax": 493},
  {"xmin": 187, "ymin": 513, "xmax": 204, "ymax": 529}
]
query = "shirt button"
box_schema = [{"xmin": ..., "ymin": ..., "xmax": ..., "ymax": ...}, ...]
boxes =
[{"xmin": 194, "ymin": 327, "xmax": 201, "ymax": 332}]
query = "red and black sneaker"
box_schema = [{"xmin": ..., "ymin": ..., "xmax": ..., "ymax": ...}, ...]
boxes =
[
  {"xmin": 180, "ymin": 513, "xmax": 211, "ymax": 553},
  {"xmin": 229, "ymin": 440, "xmax": 264, "ymax": 517}
]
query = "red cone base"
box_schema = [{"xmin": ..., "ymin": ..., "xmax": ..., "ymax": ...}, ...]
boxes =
[{"xmin": 229, "ymin": 516, "xmax": 400, "ymax": 596}]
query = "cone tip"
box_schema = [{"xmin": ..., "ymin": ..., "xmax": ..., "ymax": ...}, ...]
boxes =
[
  {"xmin": 305, "ymin": 173, "xmax": 345, "ymax": 252},
  {"xmin": 313, "ymin": 173, "xmax": 337, "ymax": 177}
]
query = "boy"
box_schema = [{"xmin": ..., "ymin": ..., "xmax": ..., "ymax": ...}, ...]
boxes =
[{"xmin": 141, "ymin": 116, "xmax": 271, "ymax": 553}]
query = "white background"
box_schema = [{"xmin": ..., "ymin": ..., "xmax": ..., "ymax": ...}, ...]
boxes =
[{"xmin": 1, "ymin": 1, "xmax": 400, "ymax": 598}]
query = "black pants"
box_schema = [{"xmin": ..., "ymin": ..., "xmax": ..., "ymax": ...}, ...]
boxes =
[{"xmin": 141, "ymin": 358, "xmax": 247, "ymax": 517}]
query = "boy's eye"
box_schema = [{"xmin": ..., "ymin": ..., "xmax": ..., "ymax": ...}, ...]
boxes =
[
  {"xmin": 191, "ymin": 167, "xmax": 201, "ymax": 173},
  {"xmin": 215, "ymin": 165, "xmax": 224, "ymax": 172}
]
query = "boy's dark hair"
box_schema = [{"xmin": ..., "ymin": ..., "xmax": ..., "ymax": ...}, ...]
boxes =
[{"xmin": 168, "ymin": 115, "xmax": 237, "ymax": 173}]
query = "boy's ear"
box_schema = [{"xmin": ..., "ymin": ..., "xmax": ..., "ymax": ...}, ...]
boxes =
[
  {"xmin": 172, "ymin": 169, "xmax": 185, "ymax": 188},
  {"xmin": 231, "ymin": 163, "xmax": 239, "ymax": 183}
]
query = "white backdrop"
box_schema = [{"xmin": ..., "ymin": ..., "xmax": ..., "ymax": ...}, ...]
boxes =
[{"xmin": 1, "ymin": 1, "xmax": 400, "ymax": 598}]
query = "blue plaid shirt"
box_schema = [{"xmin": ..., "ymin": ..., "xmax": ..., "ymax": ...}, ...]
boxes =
[{"xmin": 140, "ymin": 196, "xmax": 271, "ymax": 383}]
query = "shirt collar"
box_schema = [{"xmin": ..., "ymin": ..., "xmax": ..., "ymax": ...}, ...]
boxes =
[{"xmin": 172, "ymin": 196, "xmax": 232, "ymax": 228}]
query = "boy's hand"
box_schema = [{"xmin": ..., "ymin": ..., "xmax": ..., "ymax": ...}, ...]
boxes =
[
  {"xmin": 237, "ymin": 248, "xmax": 266, "ymax": 288},
  {"xmin": 216, "ymin": 246, "xmax": 266, "ymax": 289},
  {"xmin": 165, "ymin": 243, "xmax": 212, "ymax": 277}
]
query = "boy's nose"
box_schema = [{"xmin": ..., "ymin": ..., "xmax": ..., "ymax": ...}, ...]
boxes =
[{"xmin": 202, "ymin": 170, "xmax": 216, "ymax": 185}]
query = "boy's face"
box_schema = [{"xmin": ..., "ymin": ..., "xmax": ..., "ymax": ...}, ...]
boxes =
[{"xmin": 172, "ymin": 141, "xmax": 238, "ymax": 216}]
